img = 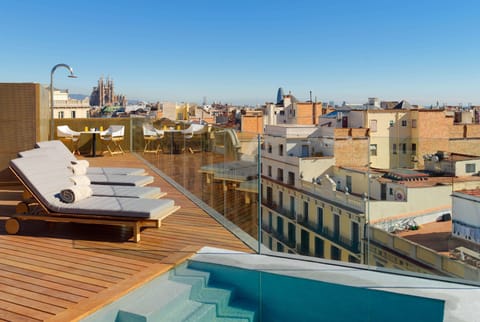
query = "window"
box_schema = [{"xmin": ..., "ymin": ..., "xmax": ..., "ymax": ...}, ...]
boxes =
[
  {"xmin": 333, "ymin": 214, "xmax": 340, "ymax": 239},
  {"xmin": 278, "ymin": 191, "xmax": 283, "ymax": 209},
  {"xmin": 303, "ymin": 201, "xmax": 309, "ymax": 223},
  {"xmin": 331, "ymin": 245, "xmax": 341, "ymax": 261},
  {"xmin": 393, "ymin": 144, "xmax": 397, "ymax": 154},
  {"xmin": 58, "ymin": 111, "xmax": 64, "ymax": 119},
  {"xmin": 268, "ymin": 165, "xmax": 272, "ymax": 177},
  {"xmin": 369, "ymin": 119, "xmax": 377, "ymax": 132},
  {"xmin": 71, "ymin": 111, "xmax": 76, "ymax": 118},
  {"xmin": 289, "ymin": 195, "xmax": 295, "ymax": 219},
  {"xmin": 266, "ymin": 187, "xmax": 273, "ymax": 205},
  {"xmin": 277, "ymin": 168, "xmax": 284, "ymax": 182},
  {"xmin": 466, "ymin": 163, "xmax": 476, "ymax": 173},
  {"xmin": 401, "ymin": 120, "xmax": 408, "ymax": 127},
  {"xmin": 317, "ymin": 207, "xmax": 324, "ymax": 230},
  {"xmin": 315, "ymin": 237, "xmax": 324, "ymax": 258},
  {"xmin": 389, "ymin": 120, "xmax": 394, "ymax": 127},
  {"xmin": 261, "ymin": 143, "xmax": 265, "ymax": 150},
  {"xmin": 300, "ymin": 229, "xmax": 309, "ymax": 254},
  {"xmin": 370, "ymin": 144, "xmax": 377, "ymax": 156},
  {"xmin": 412, "ymin": 143, "xmax": 417, "ymax": 154},
  {"xmin": 412, "ymin": 119, "xmax": 417, "ymax": 128},
  {"xmin": 277, "ymin": 216, "xmax": 284, "ymax": 235},
  {"xmin": 287, "ymin": 172, "xmax": 295, "ymax": 185},
  {"xmin": 389, "ymin": 188, "xmax": 393, "ymax": 195},
  {"xmin": 279, "ymin": 144, "xmax": 284, "ymax": 156},
  {"xmin": 401, "ymin": 143, "xmax": 407, "ymax": 154},
  {"xmin": 288, "ymin": 222, "xmax": 296, "ymax": 245},
  {"xmin": 277, "ymin": 242, "xmax": 284, "ymax": 252},
  {"xmin": 351, "ymin": 222, "xmax": 359, "ymax": 246}
]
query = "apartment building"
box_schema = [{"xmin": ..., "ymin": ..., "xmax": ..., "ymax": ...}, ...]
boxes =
[
  {"xmin": 52, "ymin": 89, "xmax": 91, "ymax": 119},
  {"xmin": 261, "ymin": 123, "xmax": 480, "ymax": 277},
  {"xmin": 260, "ymin": 124, "xmax": 366, "ymax": 263},
  {"xmin": 327, "ymin": 107, "xmax": 480, "ymax": 170},
  {"xmin": 263, "ymin": 92, "xmax": 324, "ymax": 127}
]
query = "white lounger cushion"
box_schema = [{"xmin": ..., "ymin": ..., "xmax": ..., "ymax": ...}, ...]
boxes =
[
  {"xmin": 10, "ymin": 157, "xmax": 174, "ymax": 219},
  {"xmin": 32, "ymin": 141, "xmax": 146, "ymax": 176},
  {"xmin": 14, "ymin": 154, "xmax": 160, "ymax": 197},
  {"xmin": 90, "ymin": 185, "xmax": 162, "ymax": 199},
  {"xmin": 17, "ymin": 150, "xmax": 153, "ymax": 187}
]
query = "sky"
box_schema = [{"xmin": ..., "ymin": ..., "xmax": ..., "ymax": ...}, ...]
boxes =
[{"xmin": 1, "ymin": 0, "xmax": 480, "ymax": 106}]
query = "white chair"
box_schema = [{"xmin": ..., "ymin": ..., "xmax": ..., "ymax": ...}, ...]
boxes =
[
  {"xmin": 56, "ymin": 125, "xmax": 81, "ymax": 155},
  {"xmin": 181, "ymin": 123, "xmax": 207, "ymax": 153},
  {"xmin": 143, "ymin": 124, "xmax": 162, "ymax": 154},
  {"xmin": 100, "ymin": 125, "xmax": 125, "ymax": 156}
]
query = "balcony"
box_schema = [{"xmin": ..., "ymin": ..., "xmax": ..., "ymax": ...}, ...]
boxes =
[
  {"xmin": 261, "ymin": 223, "xmax": 272, "ymax": 234},
  {"xmin": 271, "ymin": 228, "xmax": 296, "ymax": 249}
]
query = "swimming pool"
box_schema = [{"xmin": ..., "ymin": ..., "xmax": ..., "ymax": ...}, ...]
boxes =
[{"xmin": 83, "ymin": 247, "xmax": 450, "ymax": 322}]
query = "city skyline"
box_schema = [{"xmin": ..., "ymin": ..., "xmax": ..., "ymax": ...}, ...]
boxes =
[{"xmin": 1, "ymin": 0, "xmax": 480, "ymax": 106}]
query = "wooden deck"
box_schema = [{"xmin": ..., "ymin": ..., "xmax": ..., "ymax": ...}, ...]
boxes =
[
  {"xmin": 141, "ymin": 151, "xmax": 259, "ymax": 237},
  {"xmin": 0, "ymin": 152, "xmax": 254, "ymax": 321}
]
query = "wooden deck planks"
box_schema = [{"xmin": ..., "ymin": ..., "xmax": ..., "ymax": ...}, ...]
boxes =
[{"xmin": 0, "ymin": 151, "xmax": 254, "ymax": 321}]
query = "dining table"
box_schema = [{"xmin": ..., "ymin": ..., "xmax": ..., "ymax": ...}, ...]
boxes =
[
  {"xmin": 162, "ymin": 128, "xmax": 183, "ymax": 154},
  {"xmin": 80, "ymin": 129, "xmax": 102, "ymax": 157}
]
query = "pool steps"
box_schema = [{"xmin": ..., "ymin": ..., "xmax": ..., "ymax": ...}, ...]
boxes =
[{"xmin": 115, "ymin": 264, "xmax": 257, "ymax": 322}]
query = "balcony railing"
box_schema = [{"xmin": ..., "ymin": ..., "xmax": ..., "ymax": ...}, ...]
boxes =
[
  {"xmin": 296, "ymin": 243, "xmax": 310, "ymax": 256},
  {"xmin": 261, "ymin": 223, "xmax": 272, "ymax": 234},
  {"xmin": 296, "ymin": 219, "xmax": 361, "ymax": 254},
  {"xmin": 271, "ymin": 228, "xmax": 296, "ymax": 248}
]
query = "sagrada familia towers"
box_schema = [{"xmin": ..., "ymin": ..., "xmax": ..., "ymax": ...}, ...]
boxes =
[{"xmin": 89, "ymin": 76, "xmax": 127, "ymax": 107}]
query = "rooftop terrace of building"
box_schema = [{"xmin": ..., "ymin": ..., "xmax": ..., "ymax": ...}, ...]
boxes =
[{"xmin": 0, "ymin": 152, "xmax": 255, "ymax": 321}]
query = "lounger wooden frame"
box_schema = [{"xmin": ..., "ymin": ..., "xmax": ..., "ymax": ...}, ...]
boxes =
[{"xmin": 8, "ymin": 166, "xmax": 179, "ymax": 242}]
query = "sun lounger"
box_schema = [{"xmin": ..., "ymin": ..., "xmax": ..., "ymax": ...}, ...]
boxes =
[
  {"xmin": 8, "ymin": 156, "xmax": 180, "ymax": 242},
  {"xmin": 33, "ymin": 140, "xmax": 147, "ymax": 176},
  {"xmin": 15, "ymin": 153, "xmax": 162, "ymax": 197}
]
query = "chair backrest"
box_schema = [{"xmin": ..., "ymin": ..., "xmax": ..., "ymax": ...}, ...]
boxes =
[
  {"xmin": 57, "ymin": 125, "xmax": 79, "ymax": 138},
  {"xmin": 191, "ymin": 124, "xmax": 206, "ymax": 134},
  {"xmin": 182, "ymin": 124, "xmax": 206, "ymax": 138},
  {"xmin": 104, "ymin": 125, "xmax": 124, "ymax": 137},
  {"xmin": 143, "ymin": 124, "xmax": 157, "ymax": 137}
]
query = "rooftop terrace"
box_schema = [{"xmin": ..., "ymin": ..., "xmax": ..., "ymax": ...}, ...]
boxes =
[{"xmin": 0, "ymin": 152, "xmax": 254, "ymax": 321}]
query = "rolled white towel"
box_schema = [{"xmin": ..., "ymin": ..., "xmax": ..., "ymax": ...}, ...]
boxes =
[
  {"xmin": 71, "ymin": 160, "xmax": 90, "ymax": 168},
  {"xmin": 69, "ymin": 175, "xmax": 91, "ymax": 186},
  {"xmin": 60, "ymin": 185, "xmax": 92, "ymax": 203},
  {"xmin": 68, "ymin": 163, "xmax": 87, "ymax": 175}
]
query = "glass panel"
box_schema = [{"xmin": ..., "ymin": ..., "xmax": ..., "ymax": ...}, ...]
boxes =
[{"xmin": 131, "ymin": 112, "xmax": 480, "ymax": 288}]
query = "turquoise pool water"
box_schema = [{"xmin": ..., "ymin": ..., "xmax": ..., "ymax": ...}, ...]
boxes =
[
  {"xmin": 188, "ymin": 260, "xmax": 445, "ymax": 322},
  {"xmin": 83, "ymin": 258, "xmax": 445, "ymax": 322}
]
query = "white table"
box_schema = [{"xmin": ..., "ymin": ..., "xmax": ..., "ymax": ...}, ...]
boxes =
[{"xmin": 163, "ymin": 129, "xmax": 183, "ymax": 154}]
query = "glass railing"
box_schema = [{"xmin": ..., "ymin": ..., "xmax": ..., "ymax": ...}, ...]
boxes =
[{"xmin": 63, "ymin": 115, "xmax": 480, "ymax": 286}]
